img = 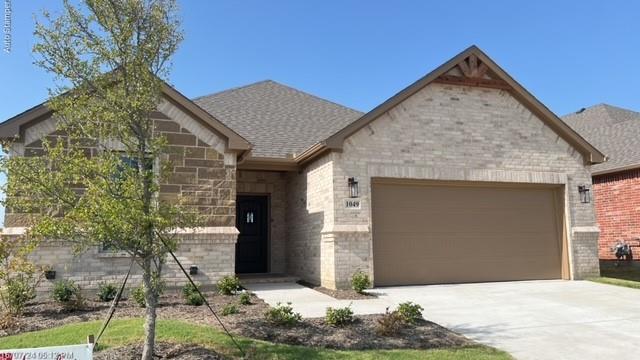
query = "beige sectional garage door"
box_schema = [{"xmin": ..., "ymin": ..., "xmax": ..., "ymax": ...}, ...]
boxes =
[{"xmin": 372, "ymin": 180, "xmax": 567, "ymax": 286}]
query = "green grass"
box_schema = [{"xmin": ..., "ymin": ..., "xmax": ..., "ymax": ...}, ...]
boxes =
[
  {"xmin": 0, "ymin": 318, "xmax": 511, "ymax": 359},
  {"xmin": 589, "ymin": 264, "xmax": 640, "ymax": 289}
]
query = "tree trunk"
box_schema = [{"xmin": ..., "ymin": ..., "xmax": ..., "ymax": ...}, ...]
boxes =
[{"xmin": 141, "ymin": 258, "xmax": 157, "ymax": 360}]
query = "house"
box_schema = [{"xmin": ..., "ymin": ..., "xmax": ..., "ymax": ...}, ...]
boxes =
[
  {"xmin": 563, "ymin": 104, "xmax": 640, "ymax": 261},
  {"xmin": 0, "ymin": 46, "xmax": 605, "ymax": 291}
]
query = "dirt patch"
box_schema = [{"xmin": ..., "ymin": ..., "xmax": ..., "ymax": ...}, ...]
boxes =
[
  {"xmin": 95, "ymin": 342, "xmax": 224, "ymax": 360},
  {"xmin": 236, "ymin": 315, "xmax": 472, "ymax": 350},
  {"xmin": 297, "ymin": 281, "xmax": 376, "ymax": 300},
  {"xmin": 1, "ymin": 292, "xmax": 268, "ymax": 337}
]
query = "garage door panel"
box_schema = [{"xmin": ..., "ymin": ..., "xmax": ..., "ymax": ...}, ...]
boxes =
[
  {"xmin": 372, "ymin": 181, "xmax": 564, "ymax": 286},
  {"xmin": 375, "ymin": 211, "xmax": 554, "ymax": 233}
]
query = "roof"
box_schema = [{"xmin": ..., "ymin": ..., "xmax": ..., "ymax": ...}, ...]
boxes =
[
  {"xmin": 563, "ymin": 104, "xmax": 640, "ymax": 174},
  {"xmin": 193, "ymin": 80, "xmax": 363, "ymax": 158},
  {"xmin": 0, "ymin": 81, "xmax": 252, "ymax": 152},
  {"xmin": 321, "ymin": 45, "xmax": 606, "ymax": 165}
]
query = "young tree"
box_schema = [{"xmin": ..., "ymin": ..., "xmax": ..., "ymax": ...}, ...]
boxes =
[{"xmin": 1, "ymin": 1, "xmax": 189, "ymax": 358}]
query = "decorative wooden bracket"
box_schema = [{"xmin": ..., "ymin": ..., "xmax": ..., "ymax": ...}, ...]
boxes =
[{"xmin": 434, "ymin": 54, "xmax": 510, "ymax": 90}]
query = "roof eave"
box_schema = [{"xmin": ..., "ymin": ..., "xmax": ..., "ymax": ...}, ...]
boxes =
[{"xmin": 592, "ymin": 162, "xmax": 640, "ymax": 176}]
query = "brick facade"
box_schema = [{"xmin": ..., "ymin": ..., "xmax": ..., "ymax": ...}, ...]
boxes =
[
  {"xmin": 593, "ymin": 169, "xmax": 640, "ymax": 259},
  {"xmin": 288, "ymin": 83, "xmax": 601, "ymax": 289}
]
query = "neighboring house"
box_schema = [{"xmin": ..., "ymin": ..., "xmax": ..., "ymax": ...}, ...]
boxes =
[
  {"xmin": 563, "ymin": 104, "xmax": 640, "ymax": 261},
  {"xmin": 0, "ymin": 46, "xmax": 605, "ymax": 291}
]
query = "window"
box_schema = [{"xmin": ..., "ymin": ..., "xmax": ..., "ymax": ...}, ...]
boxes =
[{"xmin": 246, "ymin": 211, "xmax": 254, "ymax": 224}]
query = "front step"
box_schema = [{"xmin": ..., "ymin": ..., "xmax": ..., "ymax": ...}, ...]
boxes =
[{"xmin": 238, "ymin": 273, "xmax": 299, "ymax": 285}]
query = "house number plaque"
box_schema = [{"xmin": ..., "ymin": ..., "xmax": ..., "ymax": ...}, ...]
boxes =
[{"xmin": 345, "ymin": 198, "xmax": 361, "ymax": 209}]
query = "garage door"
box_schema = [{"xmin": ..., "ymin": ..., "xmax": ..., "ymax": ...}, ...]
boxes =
[{"xmin": 372, "ymin": 180, "xmax": 567, "ymax": 286}]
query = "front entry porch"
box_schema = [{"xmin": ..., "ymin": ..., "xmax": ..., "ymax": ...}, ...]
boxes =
[{"xmin": 235, "ymin": 170, "xmax": 288, "ymax": 276}]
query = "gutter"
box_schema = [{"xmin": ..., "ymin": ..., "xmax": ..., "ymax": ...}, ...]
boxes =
[{"xmin": 592, "ymin": 162, "xmax": 640, "ymax": 176}]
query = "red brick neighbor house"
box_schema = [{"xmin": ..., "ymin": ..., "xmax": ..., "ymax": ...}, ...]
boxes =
[
  {"xmin": 0, "ymin": 46, "xmax": 606, "ymax": 291},
  {"xmin": 564, "ymin": 105, "xmax": 640, "ymax": 261}
]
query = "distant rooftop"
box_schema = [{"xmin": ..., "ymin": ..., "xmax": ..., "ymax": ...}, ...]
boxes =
[
  {"xmin": 193, "ymin": 80, "xmax": 363, "ymax": 159},
  {"xmin": 563, "ymin": 104, "xmax": 640, "ymax": 174}
]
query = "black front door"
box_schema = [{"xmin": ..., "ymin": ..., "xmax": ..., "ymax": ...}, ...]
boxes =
[{"xmin": 235, "ymin": 195, "xmax": 268, "ymax": 273}]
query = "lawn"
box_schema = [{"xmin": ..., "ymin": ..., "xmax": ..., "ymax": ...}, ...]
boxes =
[
  {"xmin": 589, "ymin": 264, "xmax": 640, "ymax": 289},
  {"xmin": 0, "ymin": 318, "xmax": 511, "ymax": 359}
]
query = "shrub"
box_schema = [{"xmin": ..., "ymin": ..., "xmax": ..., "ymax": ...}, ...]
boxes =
[
  {"xmin": 131, "ymin": 285, "xmax": 146, "ymax": 308},
  {"xmin": 351, "ymin": 271, "xmax": 371, "ymax": 294},
  {"xmin": 396, "ymin": 302, "xmax": 424, "ymax": 324},
  {"xmin": 221, "ymin": 303, "xmax": 239, "ymax": 316},
  {"xmin": 216, "ymin": 275, "xmax": 240, "ymax": 295},
  {"xmin": 52, "ymin": 280, "xmax": 83, "ymax": 310},
  {"xmin": 97, "ymin": 282, "xmax": 118, "ymax": 302},
  {"xmin": 131, "ymin": 279, "xmax": 165, "ymax": 308},
  {"xmin": 239, "ymin": 292, "xmax": 252, "ymax": 305},
  {"xmin": 0, "ymin": 312, "xmax": 16, "ymax": 330},
  {"xmin": 375, "ymin": 308, "xmax": 404, "ymax": 336},
  {"xmin": 4, "ymin": 276, "xmax": 37, "ymax": 315},
  {"xmin": 182, "ymin": 282, "xmax": 205, "ymax": 306},
  {"xmin": 325, "ymin": 305, "xmax": 354, "ymax": 327},
  {"xmin": 0, "ymin": 236, "xmax": 40, "ymax": 316},
  {"xmin": 264, "ymin": 302, "xmax": 302, "ymax": 326}
]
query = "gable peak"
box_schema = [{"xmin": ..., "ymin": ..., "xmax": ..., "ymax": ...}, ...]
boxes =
[{"xmin": 434, "ymin": 50, "xmax": 510, "ymax": 90}]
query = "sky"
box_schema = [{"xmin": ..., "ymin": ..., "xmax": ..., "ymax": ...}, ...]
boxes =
[{"xmin": 0, "ymin": 0, "xmax": 639, "ymax": 224}]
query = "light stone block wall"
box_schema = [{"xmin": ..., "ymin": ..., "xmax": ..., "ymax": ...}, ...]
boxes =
[
  {"xmin": 23, "ymin": 229, "xmax": 237, "ymax": 295},
  {"xmin": 311, "ymin": 83, "xmax": 599, "ymax": 288},
  {"xmin": 285, "ymin": 155, "xmax": 334, "ymax": 285},
  {"xmin": 237, "ymin": 170, "xmax": 287, "ymax": 273},
  {"xmin": 5, "ymin": 97, "xmax": 240, "ymax": 293}
]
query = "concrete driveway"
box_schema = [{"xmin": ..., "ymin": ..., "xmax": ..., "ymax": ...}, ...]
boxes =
[
  {"xmin": 381, "ymin": 280, "xmax": 640, "ymax": 360},
  {"xmin": 248, "ymin": 280, "xmax": 640, "ymax": 360}
]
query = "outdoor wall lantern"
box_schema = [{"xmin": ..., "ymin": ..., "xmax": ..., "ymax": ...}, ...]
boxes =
[
  {"xmin": 348, "ymin": 177, "xmax": 359, "ymax": 198},
  {"xmin": 578, "ymin": 185, "xmax": 591, "ymax": 204},
  {"xmin": 189, "ymin": 265, "xmax": 199, "ymax": 275},
  {"xmin": 44, "ymin": 270, "xmax": 56, "ymax": 280}
]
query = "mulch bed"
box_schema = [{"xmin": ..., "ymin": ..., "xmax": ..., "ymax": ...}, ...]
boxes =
[
  {"xmin": 95, "ymin": 342, "xmax": 224, "ymax": 360},
  {"xmin": 0, "ymin": 292, "xmax": 269, "ymax": 337},
  {"xmin": 297, "ymin": 281, "xmax": 377, "ymax": 300},
  {"xmin": 2, "ymin": 291, "xmax": 474, "ymax": 353},
  {"xmin": 238, "ymin": 315, "xmax": 472, "ymax": 350}
]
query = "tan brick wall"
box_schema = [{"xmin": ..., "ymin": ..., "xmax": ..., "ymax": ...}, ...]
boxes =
[
  {"xmin": 307, "ymin": 83, "xmax": 599, "ymax": 288},
  {"xmin": 4, "ymin": 98, "xmax": 240, "ymax": 291},
  {"xmin": 29, "ymin": 229, "xmax": 238, "ymax": 295},
  {"xmin": 237, "ymin": 170, "xmax": 287, "ymax": 273},
  {"xmin": 285, "ymin": 155, "xmax": 334, "ymax": 285}
]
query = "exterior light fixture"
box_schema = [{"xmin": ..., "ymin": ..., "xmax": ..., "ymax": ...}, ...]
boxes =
[
  {"xmin": 44, "ymin": 270, "xmax": 56, "ymax": 280},
  {"xmin": 348, "ymin": 177, "xmax": 359, "ymax": 198},
  {"xmin": 578, "ymin": 185, "xmax": 591, "ymax": 204},
  {"xmin": 189, "ymin": 265, "xmax": 199, "ymax": 275}
]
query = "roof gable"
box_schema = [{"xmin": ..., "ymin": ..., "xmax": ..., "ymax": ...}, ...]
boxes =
[
  {"xmin": 320, "ymin": 45, "xmax": 605, "ymax": 165},
  {"xmin": 0, "ymin": 81, "xmax": 252, "ymax": 152}
]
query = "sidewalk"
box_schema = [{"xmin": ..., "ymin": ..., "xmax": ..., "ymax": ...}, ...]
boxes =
[{"xmin": 244, "ymin": 282, "xmax": 393, "ymax": 318}]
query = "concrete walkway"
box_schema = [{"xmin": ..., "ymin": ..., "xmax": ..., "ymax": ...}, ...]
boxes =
[
  {"xmin": 247, "ymin": 280, "xmax": 640, "ymax": 360},
  {"xmin": 244, "ymin": 282, "xmax": 393, "ymax": 317}
]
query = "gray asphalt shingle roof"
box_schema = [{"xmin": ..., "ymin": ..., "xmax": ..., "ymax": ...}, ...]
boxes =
[
  {"xmin": 193, "ymin": 80, "xmax": 363, "ymax": 158},
  {"xmin": 563, "ymin": 104, "xmax": 640, "ymax": 174}
]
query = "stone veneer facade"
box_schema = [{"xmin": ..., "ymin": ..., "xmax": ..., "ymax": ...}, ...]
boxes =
[
  {"xmin": 286, "ymin": 83, "xmax": 601, "ymax": 289},
  {"xmin": 3, "ymin": 97, "xmax": 239, "ymax": 293}
]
